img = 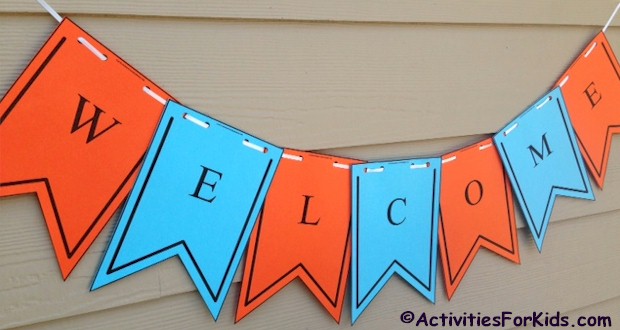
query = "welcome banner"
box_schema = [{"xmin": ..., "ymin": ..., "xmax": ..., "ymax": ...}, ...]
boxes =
[{"xmin": 0, "ymin": 1, "xmax": 619, "ymax": 325}]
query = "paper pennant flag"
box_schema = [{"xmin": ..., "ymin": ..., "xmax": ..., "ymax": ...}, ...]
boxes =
[
  {"xmin": 556, "ymin": 32, "xmax": 620, "ymax": 188},
  {"xmin": 351, "ymin": 158, "xmax": 441, "ymax": 323},
  {"xmin": 494, "ymin": 88, "xmax": 594, "ymax": 252},
  {"xmin": 92, "ymin": 101, "xmax": 282, "ymax": 320},
  {"xmin": 236, "ymin": 150, "xmax": 361, "ymax": 323},
  {"xmin": 439, "ymin": 138, "xmax": 520, "ymax": 300},
  {"xmin": 0, "ymin": 18, "xmax": 171, "ymax": 279}
]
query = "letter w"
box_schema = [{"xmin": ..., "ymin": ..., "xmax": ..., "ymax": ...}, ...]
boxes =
[
  {"xmin": 527, "ymin": 133, "xmax": 552, "ymax": 167},
  {"xmin": 71, "ymin": 94, "xmax": 121, "ymax": 143}
]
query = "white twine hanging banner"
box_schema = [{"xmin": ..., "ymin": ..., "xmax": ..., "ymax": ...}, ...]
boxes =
[
  {"xmin": 37, "ymin": 0, "xmax": 62, "ymax": 23},
  {"xmin": 603, "ymin": 2, "xmax": 620, "ymax": 33}
]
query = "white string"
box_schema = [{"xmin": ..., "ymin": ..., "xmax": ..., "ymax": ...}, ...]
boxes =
[
  {"xmin": 504, "ymin": 122, "xmax": 518, "ymax": 136},
  {"xmin": 365, "ymin": 166, "xmax": 384, "ymax": 173},
  {"xmin": 77, "ymin": 37, "xmax": 107, "ymax": 61},
  {"xmin": 243, "ymin": 140, "xmax": 267, "ymax": 153},
  {"xmin": 37, "ymin": 0, "xmax": 62, "ymax": 23},
  {"xmin": 585, "ymin": 43, "xmax": 597, "ymax": 58},
  {"xmin": 442, "ymin": 156, "xmax": 456, "ymax": 164},
  {"xmin": 535, "ymin": 96, "xmax": 552, "ymax": 110},
  {"xmin": 282, "ymin": 153, "xmax": 303, "ymax": 161},
  {"xmin": 603, "ymin": 2, "xmax": 620, "ymax": 33},
  {"xmin": 559, "ymin": 76, "xmax": 570, "ymax": 88},
  {"xmin": 410, "ymin": 162, "xmax": 430, "ymax": 169},
  {"xmin": 143, "ymin": 86, "xmax": 167, "ymax": 105},
  {"xmin": 479, "ymin": 143, "xmax": 493, "ymax": 151},
  {"xmin": 183, "ymin": 113, "xmax": 210, "ymax": 128}
]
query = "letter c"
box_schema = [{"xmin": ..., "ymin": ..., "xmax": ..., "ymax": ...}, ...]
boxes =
[{"xmin": 387, "ymin": 197, "xmax": 407, "ymax": 225}]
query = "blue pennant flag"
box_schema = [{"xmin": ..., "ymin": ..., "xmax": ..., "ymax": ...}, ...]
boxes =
[
  {"xmin": 92, "ymin": 101, "xmax": 282, "ymax": 320},
  {"xmin": 351, "ymin": 158, "xmax": 441, "ymax": 323},
  {"xmin": 494, "ymin": 87, "xmax": 594, "ymax": 252}
]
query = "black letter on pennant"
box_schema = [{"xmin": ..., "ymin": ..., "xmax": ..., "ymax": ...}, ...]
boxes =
[
  {"xmin": 190, "ymin": 166, "xmax": 223, "ymax": 203},
  {"xmin": 299, "ymin": 195, "xmax": 320, "ymax": 225},
  {"xmin": 583, "ymin": 82, "xmax": 602, "ymax": 109},
  {"xmin": 465, "ymin": 180, "xmax": 484, "ymax": 206},
  {"xmin": 387, "ymin": 197, "xmax": 407, "ymax": 225},
  {"xmin": 71, "ymin": 94, "xmax": 121, "ymax": 143},
  {"xmin": 528, "ymin": 133, "xmax": 553, "ymax": 167}
]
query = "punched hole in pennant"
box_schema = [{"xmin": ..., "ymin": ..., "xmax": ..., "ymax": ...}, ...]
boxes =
[
  {"xmin": 411, "ymin": 162, "xmax": 431, "ymax": 169},
  {"xmin": 365, "ymin": 166, "xmax": 384, "ymax": 173},
  {"xmin": 442, "ymin": 156, "xmax": 457, "ymax": 164},
  {"xmin": 333, "ymin": 162, "xmax": 350, "ymax": 169},
  {"xmin": 479, "ymin": 143, "xmax": 493, "ymax": 151},
  {"xmin": 77, "ymin": 37, "xmax": 107, "ymax": 61},
  {"xmin": 535, "ymin": 95, "xmax": 552, "ymax": 110},
  {"xmin": 585, "ymin": 42, "xmax": 597, "ymax": 58},
  {"xmin": 559, "ymin": 76, "xmax": 570, "ymax": 88},
  {"xmin": 504, "ymin": 122, "xmax": 518, "ymax": 136},
  {"xmin": 143, "ymin": 86, "xmax": 166, "ymax": 105},
  {"xmin": 282, "ymin": 153, "xmax": 303, "ymax": 161},
  {"xmin": 243, "ymin": 139, "xmax": 268, "ymax": 153},
  {"xmin": 183, "ymin": 113, "xmax": 210, "ymax": 128}
]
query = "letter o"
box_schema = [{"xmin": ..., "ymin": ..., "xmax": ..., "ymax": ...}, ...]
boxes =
[{"xmin": 465, "ymin": 180, "xmax": 484, "ymax": 206}]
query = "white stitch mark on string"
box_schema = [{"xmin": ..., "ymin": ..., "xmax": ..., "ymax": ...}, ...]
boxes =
[
  {"xmin": 365, "ymin": 166, "xmax": 384, "ymax": 173},
  {"xmin": 183, "ymin": 113, "xmax": 209, "ymax": 128},
  {"xmin": 536, "ymin": 95, "xmax": 552, "ymax": 110},
  {"xmin": 559, "ymin": 76, "xmax": 570, "ymax": 88},
  {"xmin": 442, "ymin": 156, "xmax": 457, "ymax": 164},
  {"xmin": 585, "ymin": 42, "xmax": 597, "ymax": 58},
  {"xmin": 504, "ymin": 122, "xmax": 518, "ymax": 136},
  {"xmin": 411, "ymin": 162, "xmax": 431, "ymax": 169},
  {"xmin": 243, "ymin": 139, "xmax": 268, "ymax": 153},
  {"xmin": 282, "ymin": 153, "xmax": 303, "ymax": 161},
  {"xmin": 333, "ymin": 162, "xmax": 350, "ymax": 169},
  {"xmin": 143, "ymin": 86, "xmax": 166, "ymax": 105},
  {"xmin": 603, "ymin": 3, "xmax": 620, "ymax": 33},
  {"xmin": 77, "ymin": 37, "xmax": 107, "ymax": 61},
  {"xmin": 37, "ymin": 0, "xmax": 62, "ymax": 23},
  {"xmin": 479, "ymin": 143, "xmax": 493, "ymax": 151}
]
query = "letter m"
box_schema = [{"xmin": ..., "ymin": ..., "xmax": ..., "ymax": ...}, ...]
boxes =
[
  {"xmin": 71, "ymin": 94, "xmax": 121, "ymax": 143},
  {"xmin": 527, "ymin": 133, "xmax": 552, "ymax": 167}
]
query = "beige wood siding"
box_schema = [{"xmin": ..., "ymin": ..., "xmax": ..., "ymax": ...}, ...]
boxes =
[{"xmin": 1, "ymin": 1, "xmax": 619, "ymax": 329}]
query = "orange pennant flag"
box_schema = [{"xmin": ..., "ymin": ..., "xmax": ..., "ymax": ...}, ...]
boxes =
[
  {"xmin": 556, "ymin": 32, "xmax": 620, "ymax": 188},
  {"xmin": 236, "ymin": 150, "xmax": 361, "ymax": 323},
  {"xmin": 438, "ymin": 139, "xmax": 520, "ymax": 300},
  {"xmin": 0, "ymin": 19, "xmax": 172, "ymax": 279}
]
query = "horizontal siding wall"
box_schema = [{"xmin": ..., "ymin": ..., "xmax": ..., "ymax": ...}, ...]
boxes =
[{"xmin": 0, "ymin": 1, "xmax": 619, "ymax": 329}]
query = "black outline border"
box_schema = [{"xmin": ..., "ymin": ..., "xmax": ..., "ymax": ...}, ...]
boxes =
[
  {"xmin": 353, "ymin": 168, "xmax": 438, "ymax": 309},
  {"xmin": 241, "ymin": 213, "xmax": 350, "ymax": 312},
  {"xmin": 0, "ymin": 18, "xmax": 172, "ymax": 273},
  {"xmin": 241, "ymin": 175, "xmax": 352, "ymax": 312},
  {"xmin": 571, "ymin": 39, "xmax": 620, "ymax": 179},
  {"xmin": 106, "ymin": 116, "xmax": 274, "ymax": 303},
  {"xmin": 0, "ymin": 35, "xmax": 143, "ymax": 261},
  {"xmin": 498, "ymin": 97, "xmax": 591, "ymax": 243},
  {"xmin": 440, "ymin": 170, "xmax": 517, "ymax": 285}
]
